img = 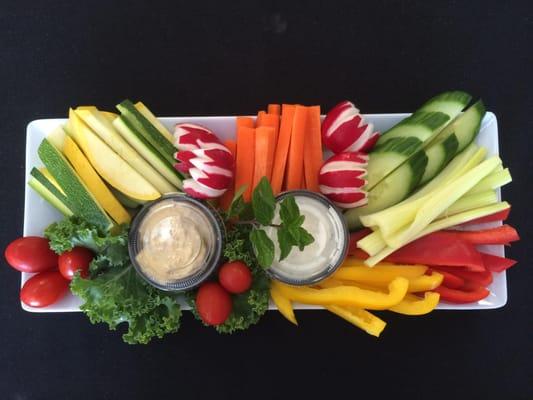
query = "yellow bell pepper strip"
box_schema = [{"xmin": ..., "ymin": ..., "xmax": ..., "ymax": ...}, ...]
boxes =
[
  {"xmin": 354, "ymin": 271, "xmax": 443, "ymax": 293},
  {"xmin": 272, "ymin": 278, "xmax": 409, "ymax": 310},
  {"xmin": 270, "ymin": 286, "xmax": 298, "ymax": 325},
  {"xmin": 325, "ymin": 305, "xmax": 386, "ymax": 337},
  {"xmin": 406, "ymin": 272, "xmax": 443, "ymax": 293},
  {"xmin": 389, "ymin": 292, "xmax": 440, "ymax": 315},
  {"xmin": 333, "ymin": 264, "xmax": 428, "ymax": 285}
]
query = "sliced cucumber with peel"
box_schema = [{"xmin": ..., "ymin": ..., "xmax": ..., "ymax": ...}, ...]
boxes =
[
  {"xmin": 346, "ymin": 150, "xmax": 428, "ymax": 230},
  {"xmin": 29, "ymin": 167, "xmax": 73, "ymax": 217},
  {"xmin": 418, "ymin": 100, "xmax": 486, "ymax": 185},
  {"xmin": 418, "ymin": 91, "xmax": 473, "ymax": 118}
]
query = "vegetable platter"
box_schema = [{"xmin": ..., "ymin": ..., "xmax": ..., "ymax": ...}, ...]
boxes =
[{"xmin": 6, "ymin": 93, "xmax": 519, "ymax": 344}]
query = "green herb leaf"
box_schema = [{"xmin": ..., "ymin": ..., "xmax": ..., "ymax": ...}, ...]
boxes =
[
  {"xmin": 296, "ymin": 227, "xmax": 315, "ymax": 250},
  {"xmin": 227, "ymin": 185, "xmax": 248, "ymax": 218},
  {"xmin": 277, "ymin": 228, "xmax": 292, "ymax": 261},
  {"xmin": 252, "ymin": 177, "xmax": 276, "ymax": 225},
  {"xmin": 249, "ymin": 228, "xmax": 275, "ymax": 268},
  {"xmin": 279, "ymin": 196, "xmax": 300, "ymax": 225}
]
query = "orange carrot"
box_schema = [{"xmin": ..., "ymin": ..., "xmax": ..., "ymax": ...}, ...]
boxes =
[
  {"xmin": 257, "ymin": 113, "xmax": 280, "ymax": 168},
  {"xmin": 303, "ymin": 105, "xmax": 322, "ymax": 192},
  {"xmin": 235, "ymin": 126, "xmax": 255, "ymax": 201},
  {"xmin": 219, "ymin": 140, "xmax": 237, "ymax": 210},
  {"xmin": 285, "ymin": 105, "xmax": 307, "ymax": 190},
  {"xmin": 257, "ymin": 111, "xmax": 266, "ymax": 126},
  {"xmin": 271, "ymin": 105, "xmax": 296, "ymax": 195},
  {"xmin": 236, "ymin": 116, "xmax": 254, "ymax": 129},
  {"xmin": 268, "ymin": 104, "xmax": 281, "ymax": 115},
  {"xmin": 252, "ymin": 126, "xmax": 276, "ymax": 189}
]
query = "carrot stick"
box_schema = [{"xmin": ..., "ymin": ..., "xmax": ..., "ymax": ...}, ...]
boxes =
[
  {"xmin": 235, "ymin": 126, "xmax": 255, "ymax": 201},
  {"xmin": 252, "ymin": 126, "xmax": 276, "ymax": 189},
  {"xmin": 285, "ymin": 105, "xmax": 307, "ymax": 190},
  {"xmin": 219, "ymin": 139, "xmax": 237, "ymax": 210},
  {"xmin": 257, "ymin": 111, "xmax": 266, "ymax": 126},
  {"xmin": 268, "ymin": 104, "xmax": 281, "ymax": 115},
  {"xmin": 271, "ymin": 105, "xmax": 296, "ymax": 195},
  {"xmin": 303, "ymin": 105, "xmax": 323, "ymax": 192},
  {"xmin": 257, "ymin": 113, "xmax": 280, "ymax": 169},
  {"xmin": 236, "ymin": 116, "xmax": 254, "ymax": 129}
]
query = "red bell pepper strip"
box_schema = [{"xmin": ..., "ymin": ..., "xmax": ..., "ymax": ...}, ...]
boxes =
[
  {"xmin": 349, "ymin": 231, "xmax": 485, "ymax": 271},
  {"xmin": 433, "ymin": 266, "xmax": 494, "ymax": 287},
  {"xmin": 385, "ymin": 232, "xmax": 486, "ymax": 271},
  {"xmin": 434, "ymin": 284, "xmax": 490, "ymax": 304},
  {"xmin": 480, "ymin": 253, "xmax": 517, "ymax": 272},
  {"xmin": 447, "ymin": 225, "xmax": 519, "ymax": 245},
  {"xmin": 462, "ymin": 206, "xmax": 510, "ymax": 225},
  {"xmin": 428, "ymin": 268, "xmax": 465, "ymax": 289}
]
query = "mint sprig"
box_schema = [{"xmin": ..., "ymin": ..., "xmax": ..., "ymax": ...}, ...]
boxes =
[{"xmin": 226, "ymin": 177, "xmax": 315, "ymax": 268}]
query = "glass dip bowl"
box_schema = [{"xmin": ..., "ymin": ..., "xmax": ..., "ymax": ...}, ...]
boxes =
[
  {"xmin": 265, "ymin": 190, "xmax": 349, "ymax": 286},
  {"xmin": 128, "ymin": 194, "xmax": 225, "ymax": 291}
]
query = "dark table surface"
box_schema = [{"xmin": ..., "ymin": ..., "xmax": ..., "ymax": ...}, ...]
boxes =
[{"xmin": 1, "ymin": 1, "xmax": 532, "ymax": 399}]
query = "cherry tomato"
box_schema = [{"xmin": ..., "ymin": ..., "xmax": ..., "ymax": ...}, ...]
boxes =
[
  {"xmin": 58, "ymin": 247, "xmax": 94, "ymax": 280},
  {"xmin": 4, "ymin": 236, "xmax": 58, "ymax": 273},
  {"xmin": 218, "ymin": 261, "xmax": 252, "ymax": 294},
  {"xmin": 20, "ymin": 271, "xmax": 69, "ymax": 308},
  {"xmin": 195, "ymin": 282, "xmax": 232, "ymax": 325}
]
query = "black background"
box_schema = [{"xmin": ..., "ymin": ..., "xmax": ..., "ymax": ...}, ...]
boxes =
[{"xmin": 1, "ymin": 1, "xmax": 532, "ymax": 399}]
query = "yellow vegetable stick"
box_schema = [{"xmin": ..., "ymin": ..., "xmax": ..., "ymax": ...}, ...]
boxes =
[
  {"xmin": 270, "ymin": 286, "xmax": 298, "ymax": 325},
  {"xmin": 272, "ymin": 278, "xmax": 409, "ymax": 310},
  {"xmin": 406, "ymin": 272, "xmax": 443, "ymax": 293},
  {"xmin": 325, "ymin": 305, "xmax": 386, "ymax": 337},
  {"xmin": 388, "ymin": 292, "xmax": 440, "ymax": 315},
  {"xmin": 333, "ymin": 264, "xmax": 428, "ymax": 284}
]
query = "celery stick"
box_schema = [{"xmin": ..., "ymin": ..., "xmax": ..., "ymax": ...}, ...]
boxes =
[
  {"xmin": 361, "ymin": 145, "xmax": 486, "ymax": 235},
  {"xmin": 467, "ymin": 168, "xmax": 512, "ymax": 195},
  {"xmin": 357, "ymin": 229, "xmax": 387, "ymax": 256},
  {"xmin": 384, "ymin": 156, "xmax": 501, "ymax": 248},
  {"xmin": 439, "ymin": 190, "xmax": 497, "ymax": 217},
  {"xmin": 364, "ymin": 202, "xmax": 510, "ymax": 266}
]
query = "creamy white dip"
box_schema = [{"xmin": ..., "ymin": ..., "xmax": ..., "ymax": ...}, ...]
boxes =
[{"xmin": 265, "ymin": 195, "xmax": 347, "ymax": 282}]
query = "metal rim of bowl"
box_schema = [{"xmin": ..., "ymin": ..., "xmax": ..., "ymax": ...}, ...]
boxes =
[
  {"xmin": 128, "ymin": 193, "xmax": 226, "ymax": 292},
  {"xmin": 265, "ymin": 190, "xmax": 350, "ymax": 286}
]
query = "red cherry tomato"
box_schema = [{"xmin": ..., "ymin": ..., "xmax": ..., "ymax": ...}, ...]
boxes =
[
  {"xmin": 195, "ymin": 282, "xmax": 232, "ymax": 325},
  {"xmin": 58, "ymin": 247, "xmax": 94, "ymax": 280},
  {"xmin": 218, "ymin": 261, "xmax": 252, "ymax": 294},
  {"xmin": 4, "ymin": 236, "xmax": 58, "ymax": 273},
  {"xmin": 20, "ymin": 271, "xmax": 69, "ymax": 308}
]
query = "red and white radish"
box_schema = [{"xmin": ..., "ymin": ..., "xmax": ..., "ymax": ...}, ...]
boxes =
[
  {"xmin": 173, "ymin": 124, "xmax": 234, "ymax": 199},
  {"xmin": 322, "ymin": 101, "xmax": 379, "ymax": 154},
  {"xmin": 318, "ymin": 152, "xmax": 368, "ymax": 209}
]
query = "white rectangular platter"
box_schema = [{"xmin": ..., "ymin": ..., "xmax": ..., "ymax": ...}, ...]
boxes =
[{"xmin": 22, "ymin": 112, "xmax": 506, "ymax": 312}]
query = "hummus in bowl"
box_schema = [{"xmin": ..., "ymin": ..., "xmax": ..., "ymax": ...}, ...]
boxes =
[{"xmin": 129, "ymin": 194, "xmax": 225, "ymax": 291}]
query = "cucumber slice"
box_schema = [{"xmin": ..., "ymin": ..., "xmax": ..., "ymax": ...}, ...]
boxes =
[
  {"xmin": 419, "ymin": 134, "xmax": 459, "ymax": 185},
  {"xmin": 38, "ymin": 138, "xmax": 114, "ymax": 230},
  {"xmin": 29, "ymin": 168, "xmax": 73, "ymax": 217},
  {"xmin": 418, "ymin": 91, "xmax": 472, "ymax": 118},
  {"xmin": 426, "ymin": 100, "xmax": 485, "ymax": 152},
  {"xmin": 377, "ymin": 111, "xmax": 450, "ymax": 144},
  {"xmin": 345, "ymin": 150, "xmax": 428, "ymax": 230},
  {"xmin": 113, "ymin": 116, "xmax": 183, "ymax": 189},
  {"xmin": 366, "ymin": 137, "xmax": 424, "ymax": 189},
  {"xmin": 117, "ymin": 100, "xmax": 176, "ymax": 165}
]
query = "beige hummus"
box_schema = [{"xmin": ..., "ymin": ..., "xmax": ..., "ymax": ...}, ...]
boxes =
[{"xmin": 135, "ymin": 199, "xmax": 212, "ymax": 284}]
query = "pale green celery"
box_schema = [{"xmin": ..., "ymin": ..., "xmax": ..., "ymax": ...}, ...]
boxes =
[
  {"xmin": 360, "ymin": 145, "xmax": 486, "ymax": 236},
  {"xmin": 357, "ymin": 229, "xmax": 386, "ymax": 256},
  {"xmin": 439, "ymin": 190, "xmax": 497, "ymax": 217},
  {"xmin": 384, "ymin": 156, "xmax": 501, "ymax": 248},
  {"xmin": 364, "ymin": 202, "xmax": 510, "ymax": 266},
  {"xmin": 360, "ymin": 191, "xmax": 498, "ymax": 257},
  {"xmin": 467, "ymin": 168, "xmax": 512, "ymax": 195}
]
